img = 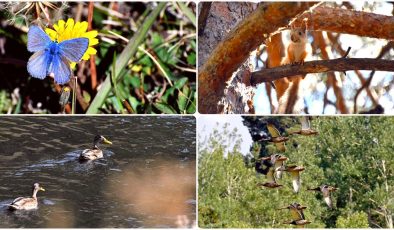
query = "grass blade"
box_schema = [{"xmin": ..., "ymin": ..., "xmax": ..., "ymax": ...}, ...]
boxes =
[{"xmin": 86, "ymin": 2, "xmax": 167, "ymax": 114}]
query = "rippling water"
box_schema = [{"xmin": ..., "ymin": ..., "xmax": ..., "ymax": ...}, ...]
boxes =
[{"xmin": 0, "ymin": 116, "xmax": 196, "ymax": 228}]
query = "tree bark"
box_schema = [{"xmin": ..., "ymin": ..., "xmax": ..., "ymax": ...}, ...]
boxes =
[
  {"xmin": 293, "ymin": 6, "xmax": 394, "ymax": 40},
  {"xmin": 198, "ymin": 2, "xmax": 319, "ymax": 114}
]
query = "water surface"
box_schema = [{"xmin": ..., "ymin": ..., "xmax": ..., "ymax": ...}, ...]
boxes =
[{"xmin": 0, "ymin": 116, "xmax": 196, "ymax": 228}]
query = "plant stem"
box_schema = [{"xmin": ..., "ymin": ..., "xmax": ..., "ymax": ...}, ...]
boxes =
[{"xmin": 72, "ymin": 76, "xmax": 77, "ymax": 114}]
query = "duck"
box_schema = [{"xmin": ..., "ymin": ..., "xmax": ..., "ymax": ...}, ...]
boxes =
[
  {"xmin": 256, "ymin": 154, "xmax": 287, "ymax": 175},
  {"xmin": 277, "ymin": 165, "xmax": 305, "ymax": 193},
  {"xmin": 307, "ymin": 184, "xmax": 338, "ymax": 208},
  {"xmin": 278, "ymin": 202, "xmax": 307, "ymax": 220},
  {"xmin": 257, "ymin": 160, "xmax": 283, "ymax": 189},
  {"xmin": 283, "ymin": 219, "xmax": 311, "ymax": 228},
  {"xmin": 260, "ymin": 154, "xmax": 288, "ymax": 179},
  {"xmin": 8, "ymin": 183, "xmax": 45, "ymax": 210},
  {"xmin": 79, "ymin": 135, "xmax": 112, "ymax": 161},
  {"xmin": 290, "ymin": 117, "xmax": 318, "ymax": 136},
  {"xmin": 267, "ymin": 123, "xmax": 289, "ymax": 152}
]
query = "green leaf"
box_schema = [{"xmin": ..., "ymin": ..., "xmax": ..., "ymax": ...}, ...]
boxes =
[
  {"xmin": 154, "ymin": 101, "xmax": 178, "ymax": 114},
  {"xmin": 187, "ymin": 52, "xmax": 196, "ymax": 65},
  {"xmin": 186, "ymin": 92, "xmax": 196, "ymax": 114},
  {"xmin": 174, "ymin": 77, "xmax": 189, "ymax": 89},
  {"xmin": 177, "ymin": 85, "xmax": 190, "ymax": 113}
]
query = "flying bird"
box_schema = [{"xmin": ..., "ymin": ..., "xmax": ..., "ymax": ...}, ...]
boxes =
[
  {"xmin": 277, "ymin": 165, "xmax": 305, "ymax": 193},
  {"xmin": 257, "ymin": 157, "xmax": 284, "ymax": 189},
  {"xmin": 307, "ymin": 184, "xmax": 338, "ymax": 208},
  {"xmin": 267, "ymin": 123, "xmax": 289, "ymax": 152},
  {"xmin": 278, "ymin": 202, "xmax": 307, "ymax": 220},
  {"xmin": 260, "ymin": 154, "xmax": 288, "ymax": 179},
  {"xmin": 290, "ymin": 117, "xmax": 318, "ymax": 136}
]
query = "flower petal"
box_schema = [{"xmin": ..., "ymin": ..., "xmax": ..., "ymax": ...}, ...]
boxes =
[
  {"xmin": 45, "ymin": 28, "xmax": 57, "ymax": 41},
  {"xmin": 79, "ymin": 22, "xmax": 88, "ymax": 33},
  {"xmin": 89, "ymin": 38, "xmax": 99, "ymax": 46},
  {"xmin": 83, "ymin": 30, "xmax": 98, "ymax": 38},
  {"xmin": 86, "ymin": 47, "xmax": 97, "ymax": 55}
]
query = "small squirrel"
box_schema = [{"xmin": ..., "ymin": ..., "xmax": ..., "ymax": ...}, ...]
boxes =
[{"xmin": 276, "ymin": 21, "xmax": 312, "ymax": 114}]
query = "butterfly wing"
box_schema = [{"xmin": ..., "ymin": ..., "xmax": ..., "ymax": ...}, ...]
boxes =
[
  {"xmin": 27, "ymin": 50, "xmax": 50, "ymax": 79},
  {"xmin": 58, "ymin": 38, "xmax": 89, "ymax": 62},
  {"xmin": 27, "ymin": 25, "xmax": 52, "ymax": 52},
  {"xmin": 49, "ymin": 53, "xmax": 72, "ymax": 85}
]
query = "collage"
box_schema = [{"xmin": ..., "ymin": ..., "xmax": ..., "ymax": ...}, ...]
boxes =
[{"xmin": 0, "ymin": 1, "xmax": 393, "ymax": 229}]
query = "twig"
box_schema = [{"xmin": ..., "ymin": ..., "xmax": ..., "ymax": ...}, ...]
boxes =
[
  {"xmin": 71, "ymin": 76, "xmax": 77, "ymax": 114},
  {"xmin": 342, "ymin": 46, "xmax": 351, "ymax": 58},
  {"xmin": 353, "ymin": 41, "xmax": 394, "ymax": 113},
  {"xmin": 122, "ymin": 100, "xmax": 134, "ymax": 113},
  {"xmin": 88, "ymin": 1, "xmax": 97, "ymax": 91}
]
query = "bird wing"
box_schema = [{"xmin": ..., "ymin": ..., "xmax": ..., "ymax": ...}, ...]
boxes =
[
  {"xmin": 324, "ymin": 195, "xmax": 332, "ymax": 208},
  {"xmin": 321, "ymin": 186, "xmax": 333, "ymax": 208},
  {"xmin": 291, "ymin": 171, "xmax": 301, "ymax": 193},
  {"xmin": 289, "ymin": 208, "xmax": 305, "ymax": 220},
  {"xmin": 11, "ymin": 196, "xmax": 25, "ymax": 203},
  {"xmin": 274, "ymin": 161, "xmax": 284, "ymax": 179},
  {"xmin": 10, "ymin": 197, "xmax": 35, "ymax": 208},
  {"xmin": 267, "ymin": 168, "xmax": 276, "ymax": 183},
  {"xmin": 267, "ymin": 124, "xmax": 281, "ymax": 137},
  {"xmin": 275, "ymin": 142, "xmax": 286, "ymax": 152}
]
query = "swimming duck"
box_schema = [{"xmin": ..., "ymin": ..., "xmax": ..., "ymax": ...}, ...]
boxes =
[
  {"xmin": 8, "ymin": 183, "xmax": 45, "ymax": 210},
  {"xmin": 278, "ymin": 202, "xmax": 307, "ymax": 220},
  {"xmin": 283, "ymin": 219, "xmax": 311, "ymax": 228},
  {"xmin": 267, "ymin": 123, "xmax": 289, "ymax": 152},
  {"xmin": 290, "ymin": 117, "xmax": 318, "ymax": 136},
  {"xmin": 277, "ymin": 165, "xmax": 305, "ymax": 193},
  {"xmin": 307, "ymin": 184, "xmax": 338, "ymax": 208},
  {"xmin": 79, "ymin": 135, "xmax": 112, "ymax": 161}
]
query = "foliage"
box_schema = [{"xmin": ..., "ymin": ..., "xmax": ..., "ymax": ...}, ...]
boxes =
[
  {"xmin": 0, "ymin": 2, "xmax": 196, "ymax": 114},
  {"xmin": 199, "ymin": 117, "xmax": 394, "ymax": 228},
  {"xmin": 336, "ymin": 211, "xmax": 369, "ymax": 228}
]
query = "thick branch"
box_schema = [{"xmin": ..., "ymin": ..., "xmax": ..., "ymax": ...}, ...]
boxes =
[
  {"xmin": 198, "ymin": 2, "xmax": 212, "ymax": 34},
  {"xmin": 293, "ymin": 6, "xmax": 394, "ymax": 40},
  {"xmin": 198, "ymin": 2, "xmax": 319, "ymax": 114},
  {"xmin": 251, "ymin": 58, "xmax": 394, "ymax": 85}
]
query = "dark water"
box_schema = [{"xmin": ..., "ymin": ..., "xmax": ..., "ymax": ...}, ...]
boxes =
[{"xmin": 0, "ymin": 116, "xmax": 196, "ymax": 228}]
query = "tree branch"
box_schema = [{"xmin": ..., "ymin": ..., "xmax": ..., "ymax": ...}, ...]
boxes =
[
  {"xmin": 293, "ymin": 6, "xmax": 394, "ymax": 40},
  {"xmin": 251, "ymin": 58, "xmax": 394, "ymax": 85},
  {"xmin": 198, "ymin": 2, "xmax": 319, "ymax": 114}
]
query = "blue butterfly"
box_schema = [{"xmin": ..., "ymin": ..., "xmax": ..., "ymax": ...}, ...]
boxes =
[{"xmin": 27, "ymin": 25, "xmax": 89, "ymax": 85}]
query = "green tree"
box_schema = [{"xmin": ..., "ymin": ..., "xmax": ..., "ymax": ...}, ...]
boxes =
[{"xmin": 199, "ymin": 117, "xmax": 394, "ymax": 228}]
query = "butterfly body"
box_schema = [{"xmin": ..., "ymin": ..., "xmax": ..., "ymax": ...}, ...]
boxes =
[{"xmin": 27, "ymin": 25, "xmax": 89, "ymax": 84}]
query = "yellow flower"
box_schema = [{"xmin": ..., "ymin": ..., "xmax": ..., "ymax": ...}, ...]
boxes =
[{"xmin": 45, "ymin": 18, "xmax": 99, "ymax": 68}]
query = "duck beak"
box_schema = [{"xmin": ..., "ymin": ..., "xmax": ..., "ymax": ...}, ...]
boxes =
[
  {"xmin": 103, "ymin": 138, "xmax": 113, "ymax": 145},
  {"xmin": 40, "ymin": 187, "xmax": 45, "ymax": 191}
]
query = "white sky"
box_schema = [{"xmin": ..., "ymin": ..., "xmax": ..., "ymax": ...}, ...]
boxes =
[{"xmin": 197, "ymin": 115, "xmax": 253, "ymax": 155}]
